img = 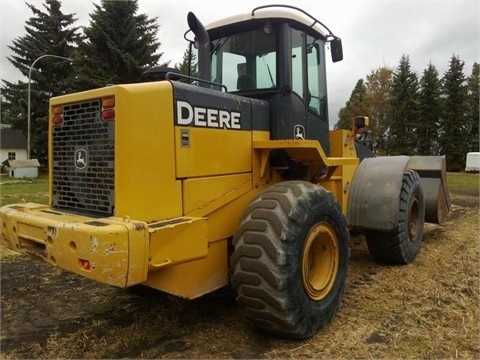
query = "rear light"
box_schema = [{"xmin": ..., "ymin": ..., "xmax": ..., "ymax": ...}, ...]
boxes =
[
  {"xmin": 102, "ymin": 98, "xmax": 115, "ymax": 108},
  {"xmin": 79, "ymin": 258, "xmax": 91, "ymax": 271},
  {"xmin": 52, "ymin": 105, "xmax": 63, "ymax": 126},
  {"xmin": 102, "ymin": 97, "xmax": 115, "ymax": 121},
  {"xmin": 52, "ymin": 115, "xmax": 63, "ymax": 125},
  {"xmin": 102, "ymin": 109, "xmax": 115, "ymax": 120}
]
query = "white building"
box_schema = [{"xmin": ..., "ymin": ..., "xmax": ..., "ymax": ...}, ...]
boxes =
[
  {"xmin": 465, "ymin": 152, "xmax": 480, "ymax": 172},
  {"xmin": 1, "ymin": 127, "xmax": 40, "ymax": 178},
  {"xmin": 2, "ymin": 159, "xmax": 40, "ymax": 178},
  {"xmin": 1, "ymin": 127, "xmax": 28, "ymax": 163}
]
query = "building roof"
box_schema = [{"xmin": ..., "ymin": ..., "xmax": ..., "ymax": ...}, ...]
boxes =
[
  {"xmin": 0, "ymin": 128, "xmax": 27, "ymax": 149},
  {"xmin": 2, "ymin": 159, "xmax": 40, "ymax": 168}
]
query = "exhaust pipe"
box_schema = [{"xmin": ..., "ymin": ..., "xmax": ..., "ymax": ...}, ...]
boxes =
[{"xmin": 187, "ymin": 12, "xmax": 211, "ymax": 88}]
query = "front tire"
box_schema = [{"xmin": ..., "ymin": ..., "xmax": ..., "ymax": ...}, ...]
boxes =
[
  {"xmin": 231, "ymin": 181, "xmax": 349, "ymax": 339},
  {"xmin": 365, "ymin": 169, "xmax": 425, "ymax": 264}
]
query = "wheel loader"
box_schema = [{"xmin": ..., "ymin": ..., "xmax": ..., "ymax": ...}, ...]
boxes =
[{"xmin": 0, "ymin": 5, "xmax": 449, "ymax": 339}]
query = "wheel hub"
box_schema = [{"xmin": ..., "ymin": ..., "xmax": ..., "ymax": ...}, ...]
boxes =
[
  {"xmin": 301, "ymin": 222, "xmax": 339, "ymax": 301},
  {"xmin": 408, "ymin": 195, "xmax": 421, "ymax": 240}
]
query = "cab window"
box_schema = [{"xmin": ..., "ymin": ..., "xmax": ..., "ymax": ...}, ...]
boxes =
[{"xmin": 211, "ymin": 28, "xmax": 277, "ymax": 92}]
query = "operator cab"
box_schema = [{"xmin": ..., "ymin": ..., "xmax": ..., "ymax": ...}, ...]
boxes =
[{"xmin": 186, "ymin": 5, "xmax": 342, "ymax": 153}]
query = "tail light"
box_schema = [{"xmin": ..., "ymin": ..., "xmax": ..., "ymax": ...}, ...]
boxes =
[
  {"xmin": 102, "ymin": 97, "xmax": 115, "ymax": 121},
  {"xmin": 52, "ymin": 105, "xmax": 63, "ymax": 126}
]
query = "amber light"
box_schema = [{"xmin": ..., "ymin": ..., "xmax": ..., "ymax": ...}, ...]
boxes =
[
  {"xmin": 102, "ymin": 97, "xmax": 115, "ymax": 121},
  {"xmin": 52, "ymin": 106, "xmax": 63, "ymax": 126},
  {"xmin": 102, "ymin": 97, "xmax": 115, "ymax": 108}
]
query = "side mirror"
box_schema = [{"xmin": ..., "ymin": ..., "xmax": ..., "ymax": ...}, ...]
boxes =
[{"xmin": 331, "ymin": 38, "xmax": 343, "ymax": 63}]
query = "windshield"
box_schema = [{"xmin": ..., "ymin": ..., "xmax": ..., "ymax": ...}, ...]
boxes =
[{"xmin": 210, "ymin": 29, "xmax": 277, "ymax": 92}]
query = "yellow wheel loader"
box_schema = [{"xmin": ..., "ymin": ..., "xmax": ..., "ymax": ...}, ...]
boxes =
[{"xmin": 0, "ymin": 5, "xmax": 449, "ymax": 339}]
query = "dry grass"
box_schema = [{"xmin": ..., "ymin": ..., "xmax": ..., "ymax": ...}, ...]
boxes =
[{"xmin": 1, "ymin": 173, "xmax": 479, "ymax": 359}]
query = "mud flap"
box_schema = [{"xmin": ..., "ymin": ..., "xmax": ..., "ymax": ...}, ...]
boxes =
[
  {"xmin": 347, "ymin": 155, "xmax": 450, "ymax": 231},
  {"xmin": 407, "ymin": 156, "xmax": 450, "ymax": 224},
  {"xmin": 347, "ymin": 156, "xmax": 410, "ymax": 231}
]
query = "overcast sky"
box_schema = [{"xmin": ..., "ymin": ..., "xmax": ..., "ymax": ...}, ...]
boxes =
[{"xmin": 0, "ymin": 0, "xmax": 478, "ymax": 126}]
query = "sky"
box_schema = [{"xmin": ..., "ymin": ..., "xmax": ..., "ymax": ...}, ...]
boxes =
[{"xmin": 0, "ymin": 0, "xmax": 478, "ymax": 127}]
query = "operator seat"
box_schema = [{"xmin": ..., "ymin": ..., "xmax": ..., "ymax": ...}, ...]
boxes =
[
  {"xmin": 237, "ymin": 74, "xmax": 255, "ymax": 89},
  {"xmin": 236, "ymin": 63, "xmax": 255, "ymax": 90}
]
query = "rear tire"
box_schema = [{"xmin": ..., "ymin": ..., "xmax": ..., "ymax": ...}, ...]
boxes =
[
  {"xmin": 231, "ymin": 181, "xmax": 349, "ymax": 339},
  {"xmin": 365, "ymin": 169, "xmax": 425, "ymax": 264}
]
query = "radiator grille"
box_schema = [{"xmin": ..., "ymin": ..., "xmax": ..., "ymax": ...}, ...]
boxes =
[{"xmin": 52, "ymin": 99, "xmax": 115, "ymax": 216}]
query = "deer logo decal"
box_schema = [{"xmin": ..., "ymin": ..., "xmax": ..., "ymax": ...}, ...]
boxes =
[{"xmin": 75, "ymin": 149, "xmax": 88, "ymax": 170}]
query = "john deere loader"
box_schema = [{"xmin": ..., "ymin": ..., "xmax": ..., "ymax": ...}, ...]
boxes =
[{"xmin": 0, "ymin": 5, "xmax": 449, "ymax": 339}]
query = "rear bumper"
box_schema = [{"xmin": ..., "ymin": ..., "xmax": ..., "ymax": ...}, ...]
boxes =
[{"xmin": 0, "ymin": 203, "xmax": 149, "ymax": 287}]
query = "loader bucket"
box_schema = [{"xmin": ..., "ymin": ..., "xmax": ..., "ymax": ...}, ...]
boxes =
[{"xmin": 408, "ymin": 156, "xmax": 450, "ymax": 224}]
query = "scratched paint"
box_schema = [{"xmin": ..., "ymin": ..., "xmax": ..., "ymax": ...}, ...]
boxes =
[{"xmin": 90, "ymin": 236, "xmax": 99, "ymax": 253}]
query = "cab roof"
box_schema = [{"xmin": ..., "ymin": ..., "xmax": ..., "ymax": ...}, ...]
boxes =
[{"xmin": 205, "ymin": 5, "xmax": 334, "ymax": 40}]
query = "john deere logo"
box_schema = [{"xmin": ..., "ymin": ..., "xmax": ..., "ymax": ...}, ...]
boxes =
[
  {"xmin": 294, "ymin": 125, "xmax": 305, "ymax": 140},
  {"xmin": 75, "ymin": 149, "xmax": 88, "ymax": 170}
]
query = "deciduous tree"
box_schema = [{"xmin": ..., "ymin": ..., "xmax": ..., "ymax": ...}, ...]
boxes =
[
  {"xmin": 335, "ymin": 67, "xmax": 393, "ymax": 154},
  {"xmin": 365, "ymin": 67, "xmax": 393, "ymax": 153}
]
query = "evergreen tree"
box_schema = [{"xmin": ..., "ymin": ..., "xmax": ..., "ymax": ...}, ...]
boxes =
[
  {"xmin": 175, "ymin": 47, "xmax": 197, "ymax": 77},
  {"xmin": 466, "ymin": 63, "xmax": 479, "ymax": 152},
  {"xmin": 1, "ymin": 0, "xmax": 79, "ymax": 161},
  {"xmin": 336, "ymin": 79, "xmax": 368, "ymax": 130},
  {"xmin": 417, "ymin": 63, "xmax": 441, "ymax": 155},
  {"xmin": 439, "ymin": 55, "xmax": 468, "ymax": 170},
  {"xmin": 387, "ymin": 55, "xmax": 419, "ymax": 155},
  {"xmin": 72, "ymin": 0, "xmax": 167, "ymax": 91}
]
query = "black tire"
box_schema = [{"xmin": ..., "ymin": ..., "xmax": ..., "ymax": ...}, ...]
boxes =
[
  {"xmin": 365, "ymin": 169, "xmax": 425, "ymax": 264},
  {"xmin": 230, "ymin": 181, "xmax": 349, "ymax": 339}
]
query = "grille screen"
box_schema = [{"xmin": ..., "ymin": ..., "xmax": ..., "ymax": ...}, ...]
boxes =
[{"xmin": 52, "ymin": 99, "xmax": 115, "ymax": 216}]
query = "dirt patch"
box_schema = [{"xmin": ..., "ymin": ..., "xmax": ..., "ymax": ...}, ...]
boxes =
[{"xmin": 1, "ymin": 190, "xmax": 479, "ymax": 359}]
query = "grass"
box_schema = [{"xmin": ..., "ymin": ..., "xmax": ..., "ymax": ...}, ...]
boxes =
[
  {"xmin": 0, "ymin": 174, "xmax": 49, "ymax": 206},
  {"xmin": 0, "ymin": 171, "xmax": 478, "ymax": 359},
  {"xmin": 0, "ymin": 173, "xmax": 477, "ymax": 207},
  {"xmin": 447, "ymin": 172, "xmax": 479, "ymax": 192}
]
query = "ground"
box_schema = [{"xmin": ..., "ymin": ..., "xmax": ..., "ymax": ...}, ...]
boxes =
[{"xmin": 1, "ymin": 181, "xmax": 478, "ymax": 359}]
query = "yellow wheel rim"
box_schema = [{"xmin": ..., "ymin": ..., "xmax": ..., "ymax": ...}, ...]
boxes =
[
  {"xmin": 408, "ymin": 195, "xmax": 421, "ymax": 241},
  {"xmin": 301, "ymin": 222, "xmax": 339, "ymax": 301}
]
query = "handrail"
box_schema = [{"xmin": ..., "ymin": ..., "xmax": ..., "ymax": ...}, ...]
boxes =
[
  {"xmin": 251, "ymin": 4, "xmax": 339, "ymax": 41},
  {"xmin": 165, "ymin": 72, "xmax": 228, "ymax": 92}
]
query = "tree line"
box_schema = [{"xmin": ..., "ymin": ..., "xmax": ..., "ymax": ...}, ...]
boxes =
[
  {"xmin": 1, "ymin": 0, "xmax": 478, "ymax": 171},
  {"xmin": 336, "ymin": 55, "xmax": 479, "ymax": 171}
]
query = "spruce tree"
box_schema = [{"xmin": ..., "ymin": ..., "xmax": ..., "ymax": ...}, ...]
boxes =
[
  {"xmin": 439, "ymin": 55, "xmax": 468, "ymax": 170},
  {"xmin": 336, "ymin": 79, "xmax": 368, "ymax": 130},
  {"xmin": 387, "ymin": 55, "xmax": 419, "ymax": 155},
  {"xmin": 417, "ymin": 63, "xmax": 441, "ymax": 155},
  {"xmin": 466, "ymin": 63, "xmax": 479, "ymax": 152},
  {"xmin": 175, "ymin": 47, "xmax": 197, "ymax": 78},
  {"xmin": 72, "ymin": 0, "xmax": 168, "ymax": 91},
  {"xmin": 1, "ymin": 0, "xmax": 79, "ymax": 161}
]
